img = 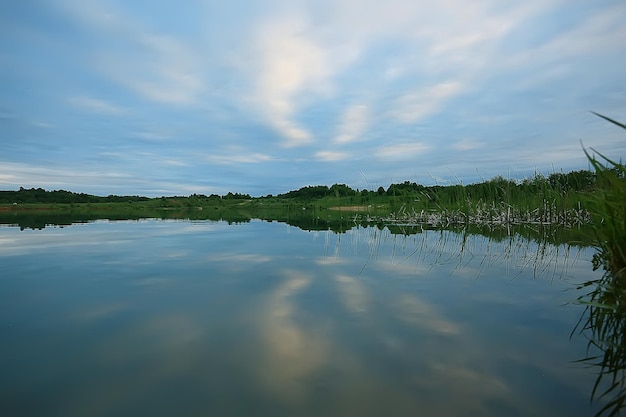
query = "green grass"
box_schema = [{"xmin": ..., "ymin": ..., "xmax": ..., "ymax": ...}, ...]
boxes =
[
  {"xmin": 0, "ymin": 166, "xmax": 598, "ymax": 228},
  {"xmin": 574, "ymin": 113, "xmax": 626, "ymax": 417}
]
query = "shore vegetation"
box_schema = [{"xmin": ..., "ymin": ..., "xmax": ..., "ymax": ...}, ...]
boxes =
[{"xmin": 0, "ymin": 167, "xmax": 600, "ymax": 230}]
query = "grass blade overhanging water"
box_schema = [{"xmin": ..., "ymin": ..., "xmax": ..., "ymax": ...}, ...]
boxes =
[{"xmin": 574, "ymin": 112, "xmax": 626, "ymax": 417}]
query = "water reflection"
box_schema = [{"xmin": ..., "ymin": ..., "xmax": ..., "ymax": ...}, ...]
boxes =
[
  {"xmin": 0, "ymin": 218, "xmax": 601, "ymax": 416},
  {"xmin": 335, "ymin": 274, "xmax": 368, "ymax": 314},
  {"xmin": 0, "ymin": 208, "xmax": 594, "ymax": 248},
  {"xmin": 256, "ymin": 271, "xmax": 332, "ymax": 404},
  {"xmin": 390, "ymin": 294, "xmax": 460, "ymax": 335},
  {"xmin": 575, "ymin": 268, "xmax": 626, "ymax": 416}
]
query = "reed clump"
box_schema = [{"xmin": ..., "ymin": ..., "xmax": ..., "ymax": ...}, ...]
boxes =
[
  {"xmin": 575, "ymin": 113, "xmax": 626, "ymax": 417},
  {"xmin": 375, "ymin": 200, "xmax": 591, "ymax": 229}
]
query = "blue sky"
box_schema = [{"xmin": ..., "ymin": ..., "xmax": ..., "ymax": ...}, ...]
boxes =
[{"xmin": 1, "ymin": 0, "xmax": 625, "ymax": 197}]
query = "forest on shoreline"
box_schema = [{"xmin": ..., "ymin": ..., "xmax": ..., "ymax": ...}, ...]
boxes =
[
  {"xmin": 0, "ymin": 167, "xmax": 607, "ymax": 234},
  {"xmin": 0, "ymin": 168, "xmax": 606, "ymax": 230},
  {"xmin": 0, "ymin": 169, "xmax": 599, "ymax": 208}
]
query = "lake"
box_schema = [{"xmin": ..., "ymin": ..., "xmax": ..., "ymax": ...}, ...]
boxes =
[{"xmin": 0, "ymin": 218, "xmax": 602, "ymax": 416}]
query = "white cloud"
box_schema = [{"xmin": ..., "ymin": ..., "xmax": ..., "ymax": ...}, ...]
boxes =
[
  {"xmin": 58, "ymin": 0, "xmax": 204, "ymax": 106},
  {"xmin": 451, "ymin": 140, "xmax": 485, "ymax": 151},
  {"xmin": 133, "ymin": 130, "xmax": 173, "ymax": 142},
  {"xmin": 323, "ymin": 0, "xmax": 424, "ymax": 40},
  {"xmin": 97, "ymin": 151, "xmax": 189, "ymax": 170},
  {"xmin": 375, "ymin": 142, "xmax": 430, "ymax": 161},
  {"xmin": 271, "ymin": 119, "xmax": 312, "ymax": 147},
  {"xmin": 506, "ymin": 2, "xmax": 626, "ymax": 70},
  {"xmin": 0, "ymin": 161, "xmax": 213, "ymax": 196},
  {"xmin": 68, "ymin": 96, "xmax": 127, "ymax": 115},
  {"xmin": 94, "ymin": 34, "xmax": 204, "ymax": 105},
  {"xmin": 161, "ymin": 159, "xmax": 188, "ymax": 167},
  {"xmin": 31, "ymin": 121, "xmax": 54, "ymax": 129},
  {"xmin": 315, "ymin": 150, "xmax": 351, "ymax": 162},
  {"xmin": 334, "ymin": 104, "xmax": 370, "ymax": 144},
  {"xmin": 0, "ymin": 162, "xmax": 126, "ymax": 190},
  {"xmin": 7, "ymin": 0, "xmax": 624, "ymax": 195},
  {"xmin": 391, "ymin": 82, "xmax": 465, "ymax": 124},
  {"xmin": 0, "ymin": 173, "xmax": 17, "ymax": 183},
  {"xmin": 250, "ymin": 17, "xmax": 335, "ymax": 147},
  {"xmin": 206, "ymin": 152, "xmax": 274, "ymax": 165}
]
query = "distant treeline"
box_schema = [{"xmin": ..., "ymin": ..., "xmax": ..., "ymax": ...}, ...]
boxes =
[
  {"xmin": 0, "ymin": 187, "xmax": 256, "ymax": 204},
  {"xmin": 0, "ymin": 167, "xmax": 618, "ymax": 235},
  {"xmin": 278, "ymin": 169, "xmax": 598, "ymax": 200},
  {"xmin": 272, "ymin": 169, "xmax": 604, "ymax": 218},
  {"xmin": 0, "ymin": 168, "xmax": 614, "ymax": 208},
  {"xmin": 0, "ymin": 187, "xmax": 151, "ymax": 204}
]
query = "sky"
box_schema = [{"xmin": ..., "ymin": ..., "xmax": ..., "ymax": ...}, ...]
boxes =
[{"xmin": 1, "ymin": 0, "xmax": 625, "ymax": 197}]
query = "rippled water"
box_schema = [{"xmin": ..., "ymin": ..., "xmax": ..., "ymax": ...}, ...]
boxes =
[{"xmin": 0, "ymin": 219, "xmax": 600, "ymax": 416}]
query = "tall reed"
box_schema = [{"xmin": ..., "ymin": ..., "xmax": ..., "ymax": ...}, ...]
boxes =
[{"xmin": 575, "ymin": 112, "xmax": 626, "ymax": 417}]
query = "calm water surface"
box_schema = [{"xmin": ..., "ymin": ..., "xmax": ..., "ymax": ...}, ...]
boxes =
[{"xmin": 0, "ymin": 219, "xmax": 599, "ymax": 416}]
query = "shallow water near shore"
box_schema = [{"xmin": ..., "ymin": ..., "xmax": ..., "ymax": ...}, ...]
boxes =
[{"xmin": 0, "ymin": 219, "xmax": 602, "ymax": 416}]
